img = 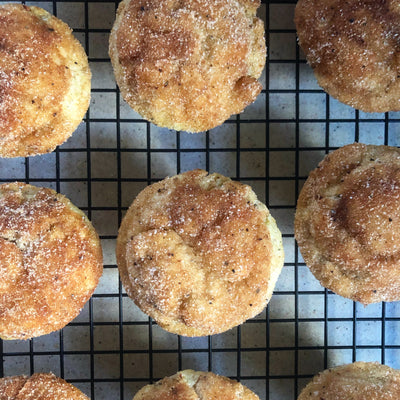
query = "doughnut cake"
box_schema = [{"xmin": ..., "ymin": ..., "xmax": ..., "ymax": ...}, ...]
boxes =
[
  {"xmin": 295, "ymin": 0, "xmax": 400, "ymax": 112},
  {"xmin": 109, "ymin": 0, "xmax": 266, "ymax": 132},
  {"xmin": 133, "ymin": 370, "xmax": 259, "ymax": 400},
  {"xmin": 0, "ymin": 373, "xmax": 89, "ymax": 400},
  {"xmin": 295, "ymin": 143, "xmax": 400, "ymax": 304},
  {"xmin": 0, "ymin": 183, "xmax": 103, "ymax": 340},
  {"xmin": 298, "ymin": 362, "xmax": 400, "ymax": 399},
  {"xmin": 117, "ymin": 170, "xmax": 284, "ymax": 336},
  {"xmin": 0, "ymin": 4, "xmax": 91, "ymax": 157}
]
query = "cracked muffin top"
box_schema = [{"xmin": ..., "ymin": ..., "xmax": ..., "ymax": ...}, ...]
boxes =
[
  {"xmin": 0, "ymin": 373, "xmax": 89, "ymax": 400},
  {"xmin": 295, "ymin": 0, "xmax": 400, "ymax": 113},
  {"xmin": 0, "ymin": 183, "xmax": 103, "ymax": 340},
  {"xmin": 0, "ymin": 4, "xmax": 91, "ymax": 157},
  {"xmin": 116, "ymin": 169, "xmax": 284, "ymax": 336},
  {"xmin": 295, "ymin": 143, "xmax": 400, "ymax": 304},
  {"xmin": 133, "ymin": 370, "xmax": 259, "ymax": 400},
  {"xmin": 109, "ymin": 0, "xmax": 266, "ymax": 132},
  {"xmin": 298, "ymin": 362, "xmax": 400, "ymax": 399}
]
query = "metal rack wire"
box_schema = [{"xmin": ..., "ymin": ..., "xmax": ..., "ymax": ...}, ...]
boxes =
[{"xmin": 1, "ymin": 0, "xmax": 400, "ymax": 399}]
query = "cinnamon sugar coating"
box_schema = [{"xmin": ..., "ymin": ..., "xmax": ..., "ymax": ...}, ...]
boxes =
[
  {"xmin": 295, "ymin": 143, "xmax": 400, "ymax": 304},
  {"xmin": 0, "ymin": 183, "xmax": 103, "ymax": 340},
  {"xmin": 295, "ymin": 0, "xmax": 400, "ymax": 113},
  {"xmin": 0, "ymin": 373, "xmax": 89, "ymax": 400},
  {"xmin": 298, "ymin": 362, "xmax": 400, "ymax": 399},
  {"xmin": 117, "ymin": 170, "xmax": 284, "ymax": 336},
  {"xmin": 109, "ymin": 0, "xmax": 265, "ymax": 132},
  {"xmin": 133, "ymin": 370, "xmax": 259, "ymax": 400},
  {"xmin": 0, "ymin": 4, "xmax": 91, "ymax": 157}
]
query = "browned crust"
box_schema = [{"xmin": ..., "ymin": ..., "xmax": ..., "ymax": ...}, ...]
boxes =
[
  {"xmin": 295, "ymin": 143, "xmax": 400, "ymax": 304},
  {"xmin": 117, "ymin": 169, "xmax": 284, "ymax": 336},
  {"xmin": 133, "ymin": 370, "xmax": 259, "ymax": 400},
  {"xmin": 0, "ymin": 4, "xmax": 91, "ymax": 157},
  {"xmin": 109, "ymin": 0, "xmax": 266, "ymax": 132},
  {"xmin": 0, "ymin": 376, "xmax": 27, "ymax": 400},
  {"xmin": 295, "ymin": 0, "xmax": 400, "ymax": 113},
  {"xmin": 0, "ymin": 183, "xmax": 103, "ymax": 340},
  {"xmin": 298, "ymin": 362, "xmax": 400, "ymax": 399},
  {"xmin": 0, "ymin": 373, "xmax": 89, "ymax": 400}
]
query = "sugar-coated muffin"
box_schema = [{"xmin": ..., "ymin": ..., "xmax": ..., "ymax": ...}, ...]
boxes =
[
  {"xmin": 0, "ymin": 183, "xmax": 103, "ymax": 340},
  {"xmin": 295, "ymin": 0, "xmax": 400, "ymax": 113},
  {"xmin": 133, "ymin": 370, "xmax": 259, "ymax": 400},
  {"xmin": 109, "ymin": 0, "xmax": 265, "ymax": 132},
  {"xmin": 117, "ymin": 169, "xmax": 284, "ymax": 336},
  {"xmin": 0, "ymin": 373, "xmax": 89, "ymax": 400},
  {"xmin": 295, "ymin": 143, "xmax": 400, "ymax": 304},
  {"xmin": 298, "ymin": 362, "xmax": 400, "ymax": 399},
  {"xmin": 0, "ymin": 4, "xmax": 91, "ymax": 157}
]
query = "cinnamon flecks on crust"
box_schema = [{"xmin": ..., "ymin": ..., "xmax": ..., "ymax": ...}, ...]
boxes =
[
  {"xmin": 117, "ymin": 170, "xmax": 284, "ymax": 336},
  {"xmin": 295, "ymin": 0, "xmax": 400, "ymax": 112},
  {"xmin": 133, "ymin": 370, "xmax": 260, "ymax": 400},
  {"xmin": 298, "ymin": 362, "xmax": 400, "ymax": 399},
  {"xmin": 0, "ymin": 4, "xmax": 91, "ymax": 157},
  {"xmin": 295, "ymin": 143, "xmax": 400, "ymax": 304},
  {"xmin": 0, "ymin": 183, "xmax": 103, "ymax": 340},
  {"xmin": 0, "ymin": 373, "xmax": 89, "ymax": 400},
  {"xmin": 109, "ymin": 0, "xmax": 266, "ymax": 132}
]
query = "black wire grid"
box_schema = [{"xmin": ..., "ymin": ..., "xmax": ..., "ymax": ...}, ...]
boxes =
[{"xmin": 1, "ymin": 0, "xmax": 400, "ymax": 399}]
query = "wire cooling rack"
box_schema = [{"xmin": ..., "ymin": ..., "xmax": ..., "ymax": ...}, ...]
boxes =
[{"xmin": 2, "ymin": 0, "xmax": 400, "ymax": 399}]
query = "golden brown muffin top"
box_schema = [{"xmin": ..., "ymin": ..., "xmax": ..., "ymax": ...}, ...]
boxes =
[
  {"xmin": 0, "ymin": 373, "xmax": 89, "ymax": 400},
  {"xmin": 0, "ymin": 4, "xmax": 91, "ymax": 157},
  {"xmin": 295, "ymin": 143, "xmax": 400, "ymax": 304},
  {"xmin": 117, "ymin": 170, "xmax": 283, "ymax": 336},
  {"xmin": 109, "ymin": 0, "xmax": 265, "ymax": 132},
  {"xmin": 298, "ymin": 362, "xmax": 400, "ymax": 399},
  {"xmin": 0, "ymin": 183, "xmax": 103, "ymax": 340},
  {"xmin": 295, "ymin": 0, "xmax": 400, "ymax": 113},
  {"xmin": 134, "ymin": 370, "xmax": 259, "ymax": 400}
]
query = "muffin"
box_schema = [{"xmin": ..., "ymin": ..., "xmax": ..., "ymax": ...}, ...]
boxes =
[
  {"xmin": 298, "ymin": 362, "xmax": 400, "ymax": 399},
  {"xmin": 117, "ymin": 170, "xmax": 284, "ymax": 336},
  {"xmin": 0, "ymin": 182, "xmax": 103, "ymax": 340},
  {"xmin": 133, "ymin": 370, "xmax": 259, "ymax": 400},
  {"xmin": 0, "ymin": 373, "xmax": 89, "ymax": 400},
  {"xmin": 295, "ymin": 143, "xmax": 400, "ymax": 304},
  {"xmin": 109, "ymin": 0, "xmax": 265, "ymax": 132},
  {"xmin": 295, "ymin": 0, "xmax": 400, "ymax": 113},
  {"xmin": 0, "ymin": 4, "xmax": 91, "ymax": 157}
]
